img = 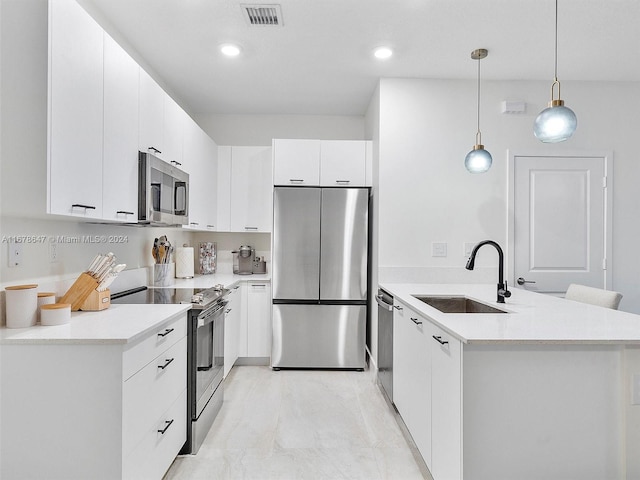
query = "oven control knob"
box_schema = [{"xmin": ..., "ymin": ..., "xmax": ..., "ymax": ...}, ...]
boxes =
[{"xmin": 191, "ymin": 293, "xmax": 204, "ymax": 303}]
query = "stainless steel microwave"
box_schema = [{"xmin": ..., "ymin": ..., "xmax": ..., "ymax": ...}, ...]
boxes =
[{"xmin": 138, "ymin": 151, "xmax": 189, "ymax": 226}]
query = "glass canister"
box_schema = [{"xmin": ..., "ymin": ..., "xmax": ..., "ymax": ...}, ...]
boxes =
[{"xmin": 199, "ymin": 242, "xmax": 217, "ymax": 274}]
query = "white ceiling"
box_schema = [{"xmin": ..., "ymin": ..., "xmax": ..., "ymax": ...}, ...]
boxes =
[{"xmin": 80, "ymin": 0, "xmax": 640, "ymax": 116}]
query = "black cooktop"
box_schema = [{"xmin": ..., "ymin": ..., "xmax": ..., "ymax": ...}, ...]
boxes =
[{"xmin": 110, "ymin": 286, "xmax": 227, "ymax": 309}]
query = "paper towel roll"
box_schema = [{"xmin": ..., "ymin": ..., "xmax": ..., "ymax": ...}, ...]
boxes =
[{"xmin": 175, "ymin": 247, "xmax": 194, "ymax": 278}]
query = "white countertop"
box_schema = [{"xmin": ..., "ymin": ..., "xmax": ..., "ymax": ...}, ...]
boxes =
[
  {"xmin": 0, "ymin": 304, "xmax": 191, "ymax": 345},
  {"xmin": 381, "ymin": 283, "xmax": 640, "ymax": 345},
  {"xmin": 148, "ymin": 273, "xmax": 271, "ymax": 290}
]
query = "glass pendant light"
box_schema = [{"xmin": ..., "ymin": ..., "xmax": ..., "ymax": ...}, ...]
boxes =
[
  {"xmin": 465, "ymin": 48, "xmax": 492, "ymax": 174},
  {"xmin": 534, "ymin": 0, "xmax": 577, "ymax": 143}
]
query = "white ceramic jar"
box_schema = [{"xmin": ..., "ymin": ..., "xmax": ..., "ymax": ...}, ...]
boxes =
[
  {"xmin": 4, "ymin": 284, "xmax": 38, "ymax": 328},
  {"xmin": 37, "ymin": 292, "xmax": 56, "ymax": 323},
  {"xmin": 40, "ymin": 303, "xmax": 71, "ymax": 326}
]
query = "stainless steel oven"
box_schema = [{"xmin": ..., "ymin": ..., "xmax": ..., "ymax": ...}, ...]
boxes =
[
  {"xmin": 187, "ymin": 297, "xmax": 226, "ymax": 454},
  {"xmin": 110, "ymin": 285, "xmax": 228, "ymax": 455}
]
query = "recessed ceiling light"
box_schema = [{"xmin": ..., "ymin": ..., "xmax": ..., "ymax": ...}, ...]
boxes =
[
  {"xmin": 220, "ymin": 44, "xmax": 242, "ymax": 57},
  {"xmin": 373, "ymin": 47, "xmax": 393, "ymax": 60}
]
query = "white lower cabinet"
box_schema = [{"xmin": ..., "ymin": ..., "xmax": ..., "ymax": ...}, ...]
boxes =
[
  {"xmin": 430, "ymin": 324, "xmax": 462, "ymax": 480},
  {"xmin": 0, "ymin": 312, "xmax": 187, "ymax": 480},
  {"xmin": 223, "ymin": 280, "xmax": 272, "ymax": 374},
  {"xmin": 247, "ymin": 281, "xmax": 272, "ymax": 357},
  {"xmin": 393, "ymin": 301, "xmax": 462, "ymax": 480},
  {"xmin": 393, "ymin": 301, "xmax": 432, "ymax": 465}
]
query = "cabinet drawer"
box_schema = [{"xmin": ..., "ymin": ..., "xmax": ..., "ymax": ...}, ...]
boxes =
[
  {"xmin": 123, "ymin": 389, "xmax": 187, "ymax": 480},
  {"xmin": 123, "ymin": 313, "xmax": 186, "ymax": 380},
  {"xmin": 123, "ymin": 336, "xmax": 187, "ymax": 455}
]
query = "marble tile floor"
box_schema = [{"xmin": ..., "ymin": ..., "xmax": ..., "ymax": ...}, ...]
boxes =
[{"xmin": 164, "ymin": 366, "xmax": 432, "ymax": 480}]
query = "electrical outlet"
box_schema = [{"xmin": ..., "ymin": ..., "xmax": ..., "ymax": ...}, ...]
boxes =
[
  {"xmin": 49, "ymin": 241, "xmax": 58, "ymax": 263},
  {"xmin": 8, "ymin": 242, "xmax": 22, "ymax": 267},
  {"xmin": 432, "ymin": 242, "xmax": 447, "ymax": 257},
  {"xmin": 632, "ymin": 374, "xmax": 640, "ymax": 405}
]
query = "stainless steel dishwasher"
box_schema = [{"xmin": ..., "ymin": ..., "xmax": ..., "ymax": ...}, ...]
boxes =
[{"xmin": 376, "ymin": 288, "xmax": 395, "ymax": 402}]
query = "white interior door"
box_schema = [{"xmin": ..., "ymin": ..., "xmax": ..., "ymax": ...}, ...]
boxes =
[{"xmin": 509, "ymin": 154, "xmax": 612, "ymax": 294}]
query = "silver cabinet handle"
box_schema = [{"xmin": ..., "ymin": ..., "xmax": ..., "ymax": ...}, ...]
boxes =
[
  {"xmin": 336, "ymin": 180, "xmax": 350, "ymax": 184},
  {"xmin": 410, "ymin": 317, "xmax": 422, "ymax": 325},
  {"xmin": 170, "ymin": 160, "xmax": 182, "ymax": 166},
  {"xmin": 517, "ymin": 277, "xmax": 536, "ymax": 285},
  {"xmin": 157, "ymin": 419, "xmax": 174, "ymax": 434},
  {"xmin": 433, "ymin": 335, "xmax": 449, "ymax": 345},
  {"xmin": 207, "ymin": 224, "xmax": 215, "ymax": 228},
  {"xmin": 244, "ymin": 226, "xmax": 258, "ymax": 230},
  {"xmin": 190, "ymin": 222, "xmax": 199, "ymax": 226},
  {"xmin": 157, "ymin": 358, "xmax": 174, "ymax": 370},
  {"xmin": 71, "ymin": 204, "xmax": 96, "ymax": 210},
  {"xmin": 225, "ymin": 308, "xmax": 232, "ymax": 314},
  {"xmin": 116, "ymin": 210, "xmax": 134, "ymax": 215},
  {"xmin": 393, "ymin": 305, "xmax": 403, "ymax": 311},
  {"xmin": 148, "ymin": 146, "xmax": 162, "ymax": 154},
  {"xmin": 289, "ymin": 179, "xmax": 304, "ymax": 183}
]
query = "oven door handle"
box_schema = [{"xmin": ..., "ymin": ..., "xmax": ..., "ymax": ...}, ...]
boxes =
[{"xmin": 197, "ymin": 300, "xmax": 227, "ymax": 328}]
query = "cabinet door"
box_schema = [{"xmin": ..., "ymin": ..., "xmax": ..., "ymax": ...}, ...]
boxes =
[
  {"xmin": 392, "ymin": 301, "xmax": 432, "ymax": 466},
  {"xmin": 224, "ymin": 301, "xmax": 239, "ymax": 378},
  {"xmin": 216, "ymin": 146, "xmax": 232, "ymax": 232},
  {"xmin": 431, "ymin": 325, "xmax": 462, "ymax": 480},
  {"xmin": 227, "ymin": 284, "xmax": 245, "ymax": 357},
  {"xmin": 184, "ymin": 119, "xmax": 217, "ymax": 230},
  {"xmin": 162, "ymin": 95, "xmax": 187, "ymax": 169},
  {"xmin": 273, "ymin": 139, "xmax": 320, "ymax": 185},
  {"xmin": 138, "ymin": 69, "xmax": 164, "ymax": 158},
  {"xmin": 102, "ymin": 33, "xmax": 139, "ymax": 222},
  {"xmin": 48, "ymin": 0, "xmax": 103, "ymax": 218},
  {"xmin": 247, "ymin": 282, "xmax": 271, "ymax": 357},
  {"xmin": 320, "ymin": 140, "xmax": 366, "ymax": 186},
  {"xmin": 230, "ymin": 146, "xmax": 273, "ymax": 232}
]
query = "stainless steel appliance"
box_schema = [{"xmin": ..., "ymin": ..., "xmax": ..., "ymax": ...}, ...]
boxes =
[
  {"xmin": 271, "ymin": 187, "xmax": 370, "ymax": 369},
  {"xmin": 232, "ymin": 245, "xmax": 255, "ymax": 275},
  {"xmin": 376, "ymin": 288, "xmax": 394, "ymax": 402},
  {"xmin": 138, "ymin": 151, "xmax": 189, "ymax": 226},
  {"xmin": 110, "ymin": 285, "xmax": 228, "ymax": 455}
]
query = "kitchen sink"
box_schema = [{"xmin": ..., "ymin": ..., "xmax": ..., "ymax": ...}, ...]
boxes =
[{"xmin": 412, "ymin": 295, "xmax": 508, "ymax": 314}]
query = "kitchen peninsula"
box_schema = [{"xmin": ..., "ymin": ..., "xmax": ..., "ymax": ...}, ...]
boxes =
[{"xmin": 382, "ymin": 283, "xmax": 640, "ymax": 480}]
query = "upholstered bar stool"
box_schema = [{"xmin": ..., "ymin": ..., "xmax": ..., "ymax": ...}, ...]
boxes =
[{"xmin": 564, "ymin": 284, "xmax": 623, "ymax": 310}]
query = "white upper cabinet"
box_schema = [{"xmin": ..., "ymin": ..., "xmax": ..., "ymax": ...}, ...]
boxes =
[
  {"xmin": 273, "ymin": 139, "xmax": 370, "ymax": 187},
  {"xmin": 163, "ymin": 95, "xmax": 188, "ymax": 170},
  {"xmin": 48, "ymin": 0, "xmax": 104, "ymax": 218},
  {"xmin": 320, "ymin": 140, "xmax": 366, "ymax": 186},
  {"xmin": 273, "ymin": 139, "xmax": 320, "ymax": 185},
  {"xmin": 102, "ymin": 33, "xmax": 139, "ymax": 222},
  {"xmin": 138, "ymin": 68, "xmax": 164, "ymax": 159},
  {"xmin": 216, "ymin": 146, "xmax": 232, "ymax": 232},
  {"xmin": 230, "ymin": 146, "xmax": 273, "ymax": 232},
  {"xmin": 184, "ymin": 119, "xmax": 217, "ymax": 231}
]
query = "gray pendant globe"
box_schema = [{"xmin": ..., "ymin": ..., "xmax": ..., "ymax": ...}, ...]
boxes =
[
  {"xmin": 464, "ymin": 146, "xmax": 492, "ymax": 174},
  {"xmin": 534, "ymin": 103, "xmax": 577, "ymax": 143}
]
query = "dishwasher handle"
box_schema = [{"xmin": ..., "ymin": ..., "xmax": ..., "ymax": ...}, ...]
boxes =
[{"xmin": 375, "ymin": 294, "xmax": 394, "ymax": 312}]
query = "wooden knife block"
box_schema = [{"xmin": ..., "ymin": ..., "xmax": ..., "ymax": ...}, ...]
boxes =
[
  {"xmin": 59, "ymin": 272, "xmax": 98, "ymax": 311},
  {"xmin": 80, "ymin": 289, "xmax": 111, "ymax": 311}
]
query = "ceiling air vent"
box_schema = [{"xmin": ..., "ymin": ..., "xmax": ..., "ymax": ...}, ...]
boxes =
[{"xmin": 242, "ymin": 4, "xmax": 283, "ymax": 26}]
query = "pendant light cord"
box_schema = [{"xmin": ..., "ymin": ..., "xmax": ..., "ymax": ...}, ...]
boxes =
[
  {"xmin": 476, "ymin": 56, "xmax": 482, "ymax": 146},
  {"xmin": 554, "ymin": 0, "xmax": 558, "ymax": 82}
]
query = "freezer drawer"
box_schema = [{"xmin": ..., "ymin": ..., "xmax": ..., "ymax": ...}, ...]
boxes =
[{"xmin": 271, "ymin": 304, "xmax": 366, "ymax": 369}]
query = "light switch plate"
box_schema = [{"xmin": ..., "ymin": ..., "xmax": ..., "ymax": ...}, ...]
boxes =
[
  {"xmin": 432, "ymin": 242, "xmax": 447, "ymax": 257},
  {"xmin": 463, "ymin": 242, "xmax": 475, "ymax": 258}
]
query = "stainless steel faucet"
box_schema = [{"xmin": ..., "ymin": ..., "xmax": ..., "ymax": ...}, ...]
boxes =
[{"xmin": 465, "ymin": 240, "xmax": 511, "ymax": 303}]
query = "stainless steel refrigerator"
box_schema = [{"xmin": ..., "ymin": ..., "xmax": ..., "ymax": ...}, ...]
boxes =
[{"xmin": 271, "ymin": 187, "xmax": 370, "ymax": 369}]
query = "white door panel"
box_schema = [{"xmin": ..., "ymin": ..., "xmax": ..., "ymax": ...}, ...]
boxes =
[{"xmin": 511, "ymin": 155, "xmax": 611, "ymax": 294}]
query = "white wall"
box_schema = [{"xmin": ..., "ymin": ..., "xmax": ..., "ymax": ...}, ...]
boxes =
[
  {"xmin": 376, "ymin": 78, "xmax": 640, "ymax": 312},
  {"xmin": 194, "ymin": 113, "xmax": 365, "ymax": 146}
]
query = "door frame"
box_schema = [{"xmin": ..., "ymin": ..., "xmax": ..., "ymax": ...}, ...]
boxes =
[{"xmin": 507, "ymin": 150, "xmax": 614, "ymax": 291}]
